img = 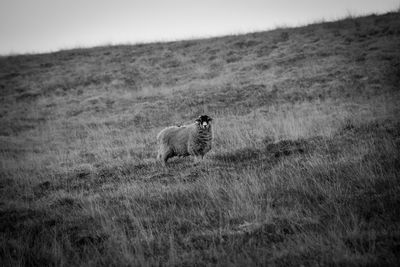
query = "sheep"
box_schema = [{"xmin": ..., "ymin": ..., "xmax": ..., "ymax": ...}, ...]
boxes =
[{"xmin": 157, "ymin": 115, "xmax": 213, "ymax": 164}]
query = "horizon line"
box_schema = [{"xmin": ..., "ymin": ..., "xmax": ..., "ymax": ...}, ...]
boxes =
[{"xmin": 1, "ymin": 9, "xmax": 397, "ymax": 57}]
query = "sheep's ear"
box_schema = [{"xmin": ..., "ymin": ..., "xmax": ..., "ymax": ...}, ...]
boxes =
[{"xmin": 195, "ymin": 118, "xmax": 201, "ymax": 124}]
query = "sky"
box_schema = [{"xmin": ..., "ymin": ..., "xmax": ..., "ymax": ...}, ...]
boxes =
[{"xmin": 0, "ymin": 0, "xmax": 398, "ymax": 55}]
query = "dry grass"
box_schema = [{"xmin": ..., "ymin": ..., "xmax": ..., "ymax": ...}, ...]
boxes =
[{"xmin": 1, "ymin": 12, "xmax": 400, "ymax": 266}]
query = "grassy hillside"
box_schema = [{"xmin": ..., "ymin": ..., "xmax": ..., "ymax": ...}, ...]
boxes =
[{"xmin": 1, "ymin": 12, "xmax": 400, "ymax": 266}]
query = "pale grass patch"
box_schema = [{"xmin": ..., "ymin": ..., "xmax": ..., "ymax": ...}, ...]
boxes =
[{"xmin": 213, "ymin": 101, "xmax": 353, "ymax": 153}]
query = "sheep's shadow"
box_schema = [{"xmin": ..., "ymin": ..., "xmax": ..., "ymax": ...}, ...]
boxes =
[
  {"xmin": 146, "ymin": 137, "xmax": 325, "ymax": 183},
  {"xmin": 212, "ymin": 137, "xmax": 324, "ymax": 167}
]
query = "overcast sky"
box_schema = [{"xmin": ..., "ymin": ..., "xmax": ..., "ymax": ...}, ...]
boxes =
[{"xmin": 0, "ymin": 0, "xmax": 398, "ymax": 54}]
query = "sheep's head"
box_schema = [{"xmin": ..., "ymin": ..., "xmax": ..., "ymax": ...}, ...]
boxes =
[{"xmin": 195, "ymin": 115, "xmax": 213, "ymax": 129}]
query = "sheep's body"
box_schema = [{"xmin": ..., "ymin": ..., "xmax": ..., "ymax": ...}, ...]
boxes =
[{"xmin": 157, "ymin": 116, "xmax": 213, "ymax": 164}]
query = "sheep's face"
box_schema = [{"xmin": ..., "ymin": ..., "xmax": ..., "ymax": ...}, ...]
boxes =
[{"xmin": 195, "ymin": 115, "xmax": 213, "ymax": 130}]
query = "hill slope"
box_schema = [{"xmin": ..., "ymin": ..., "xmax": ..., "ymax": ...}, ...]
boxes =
[{"xmin": 1, "ymin": 12, "xmax": 400, "ymax": 266}]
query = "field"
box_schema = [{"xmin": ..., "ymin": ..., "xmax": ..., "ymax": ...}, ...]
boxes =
[{"xmin": 1, "ymin": 12, "xmax": 400, "ymax": 266}]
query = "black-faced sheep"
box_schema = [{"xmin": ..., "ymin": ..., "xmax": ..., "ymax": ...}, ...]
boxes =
[{"xmin": 157, "ymin": 115, "xmax": 213, "ymax": 164}]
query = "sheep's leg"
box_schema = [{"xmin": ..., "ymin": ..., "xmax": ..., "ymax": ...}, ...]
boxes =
[
  {"xmin": 157, "ymin": 146, "xmax": 170, "ymax": 166},
  {"xmin": 162, "ymin": 149, "xmax": 176, "ymax": 167},
  {"xmin": 160, "ymin": 153, "xmax": 169, "ymax": 166}
]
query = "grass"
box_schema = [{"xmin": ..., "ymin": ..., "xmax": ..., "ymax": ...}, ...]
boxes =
[{"xmin": 1, "ymin": 11, "xmax": 400, "ymax": 266}]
